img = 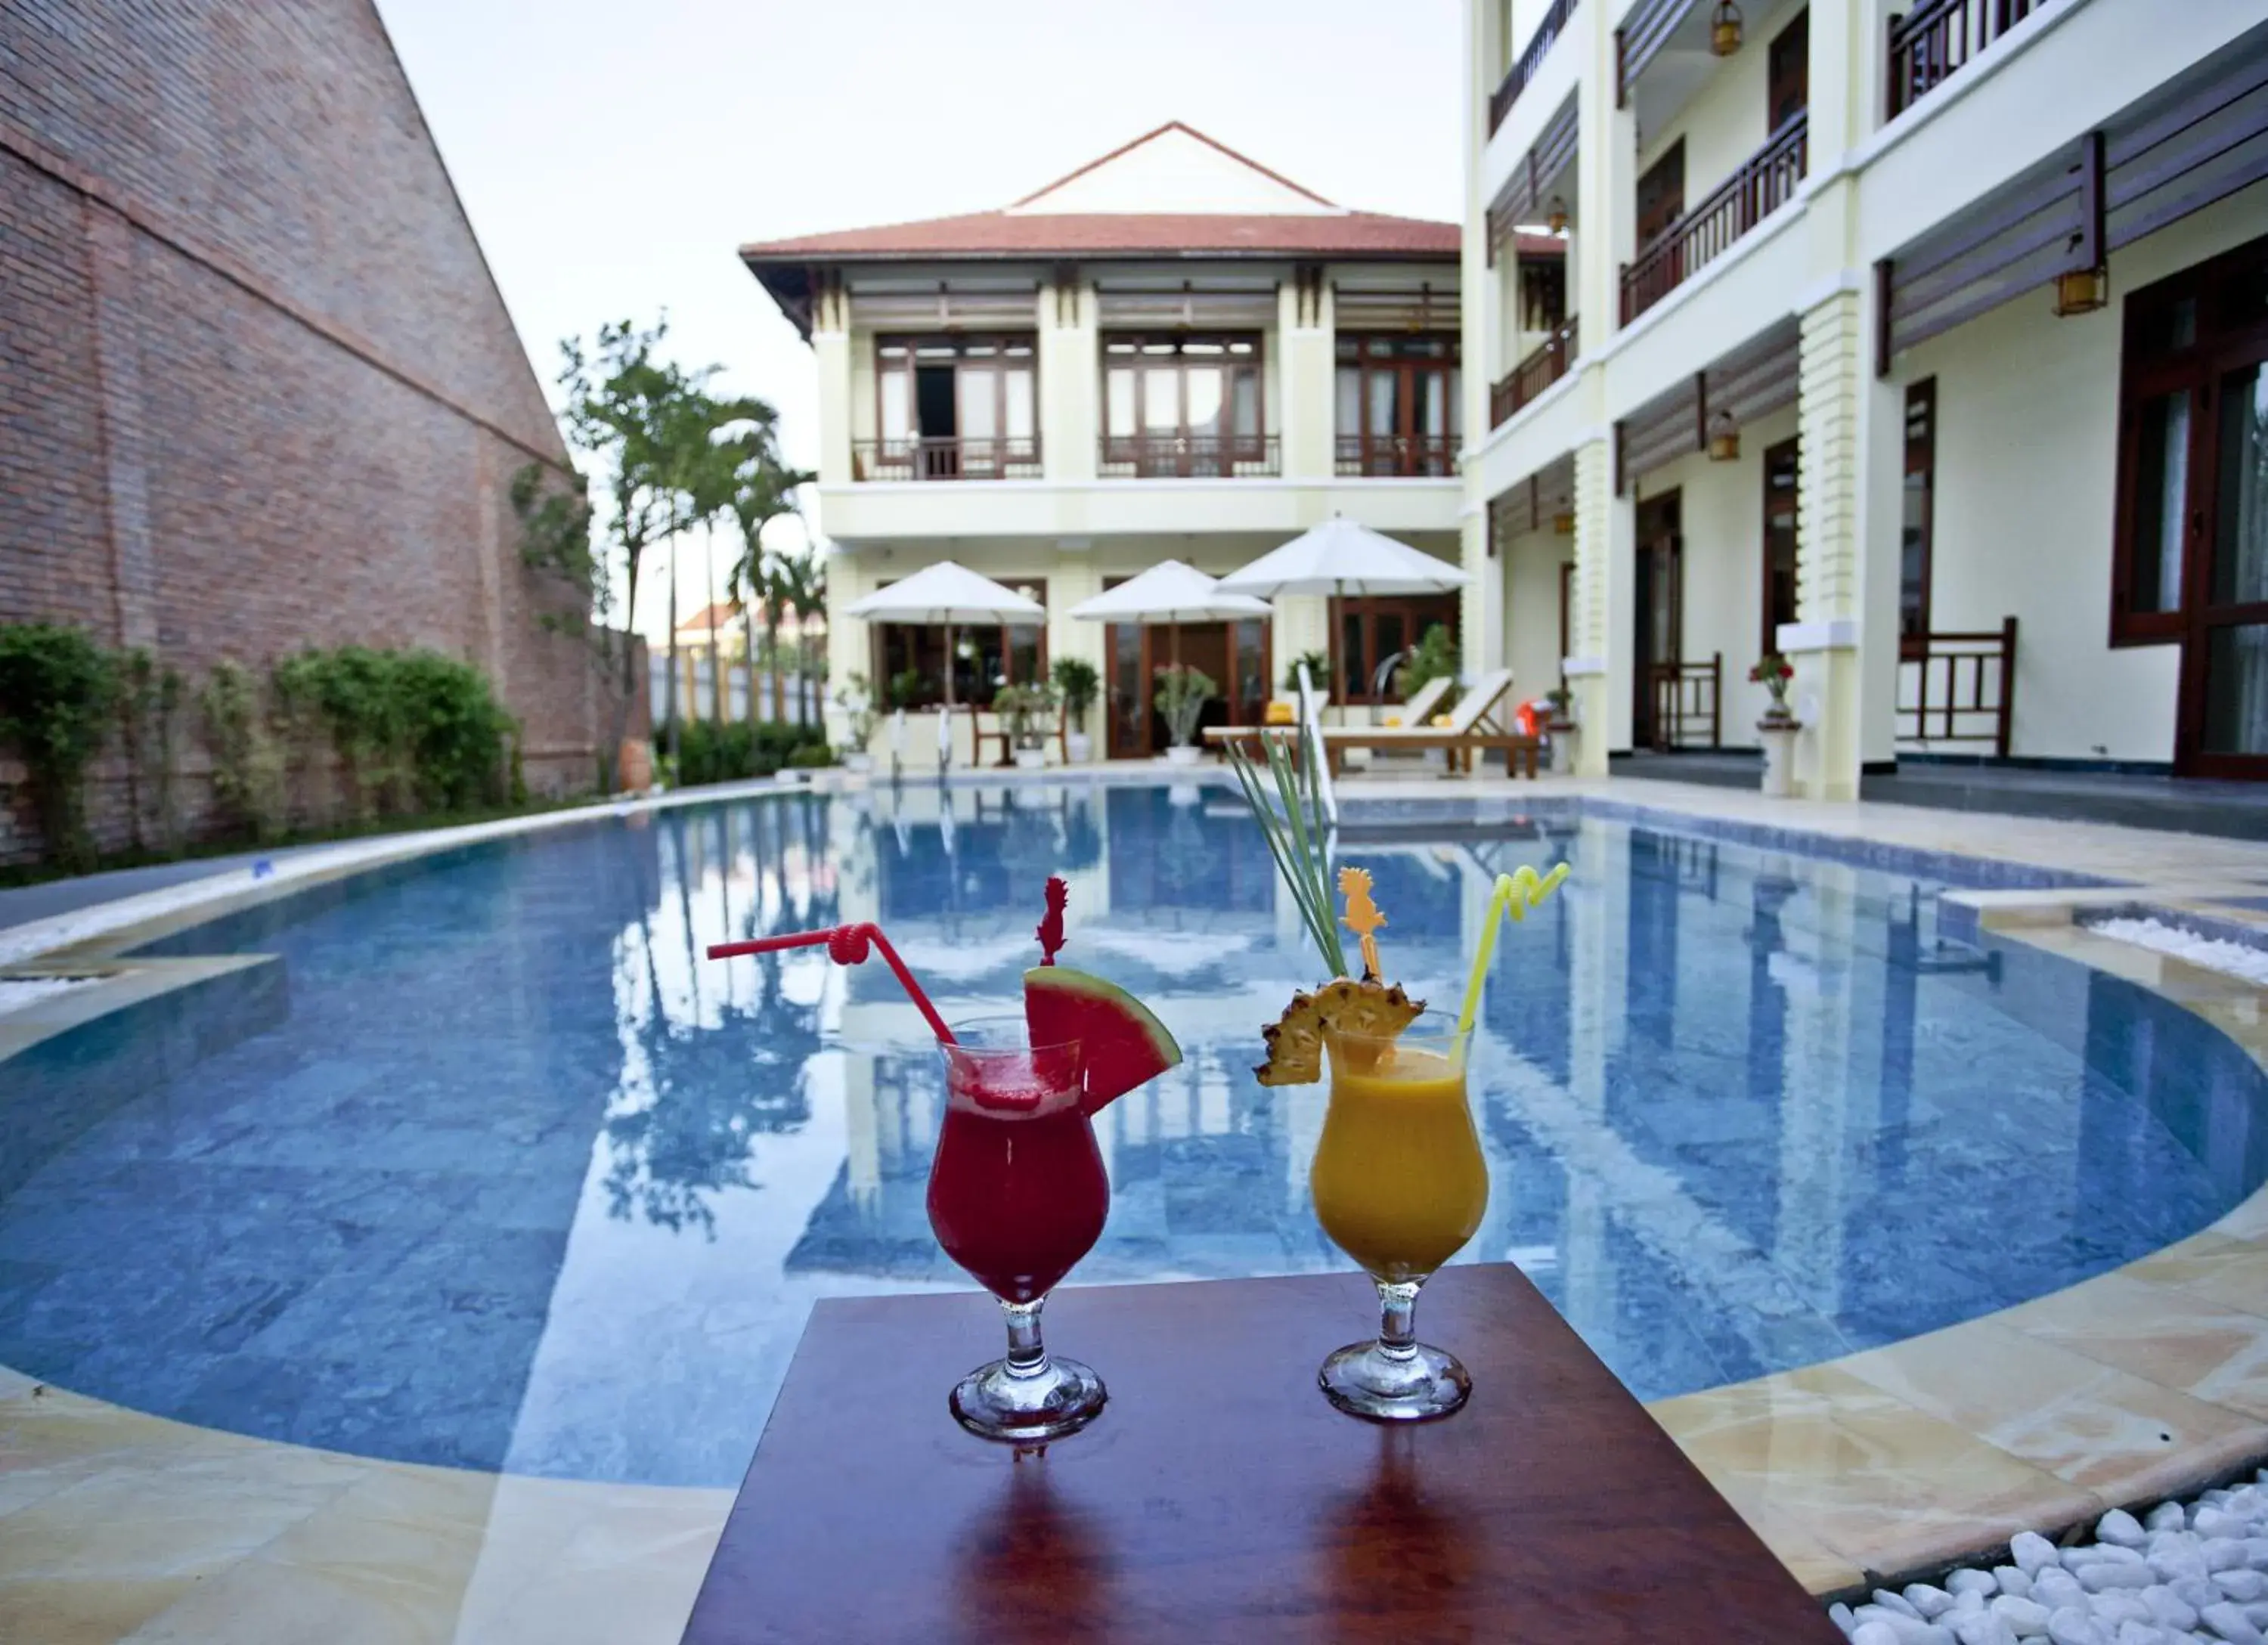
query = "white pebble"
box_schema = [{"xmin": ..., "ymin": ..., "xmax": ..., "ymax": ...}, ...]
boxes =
[
  {"xmin": 2091, "ymin": 1594, "xmax": 2155, "ymax": 1628},
  {"xmin": 2034, "ymin": 1569, "xmax": 2087, "ymax": 1609},
  {"xmin": 1853, "ymin": 1625, "xmax": 1904, "ymax": 1645},
  {"xmin": 2253, "ymin": 1605, "xmax": 2268, "ymax": 1631},
  {"xmin": 1998, "ymin": 1568, "xmax": 2037, "ymax": 1599},
  {"xmin": 2150, "ymin": 1503, "xmax": 2189, "ymax": 1533},
  {"xmin": 1907, "ymin": 1585, "xmax": 1957, "ymax": 1620},
  {"xmin": 1832, "ymin": 1600, "xmax": 1860, "ymax": 1637},
  {"xmin": 2224, "ymin": 1571, "xmax": 2268, "ymax": 1603},
  {"xmin": 1952, "ymin": 1614, "xmax": 2019, "ymax": 1645},
  {"xmin": 2102, "ymin": 1510, "xmax": 2151, "ymax": 1548},
  {"xmin": 2211, "ymin": 1541, "xmax": 2254, "ymax": 1573},
  {"xmin": 2202, "ymin": 1598, "xmax": 2268, "ymax": 1643},
  {"xmin": 1992, "ymin": 1594, "xmax": 2053, "ymax": 1637},
  {"xmin": 2142, "ymin": 1586, "xmax": 2198, "ymax": 1631},
  {"xmin": 2155, "ymin": 1544, "xmax": 2211, "ymax": 1583},
  {"xmin": 2248, "ymin": 1540, "xmax": 2268, "ymax": 1573},
  {"xmin": 2081, "ymin": 1563, "xmax": 2159, "ymax": 1592},
  {"xmin": 2201, "ymin": 1509, "xmax": 2254, "ymax": 1540},
  {"xmin": 1875, "ymin": 1591, "xmax": 1926, "ymax": 1619},
  {"xmin": 2014, "ymin": 1533, "xmax": 2062, "ymax": 1575},
  {"xmin": 2112, "ymin": 1625, "xmax": 2167, "ymax": 1645},
  {"xmin": 1953, "ymin": 1588, "xmax": 1988, "ymax": 1616},
  {"xmin": 2046, "ymin": 1609, "xmax": 2108, "ymax": 1645},
  {"xmin": 2178, "ymin": 1575, "xmax": 2227, "ymax": 1609},
  {"xmin": 1950, "ymin": 1571, "xmax": 2002, "ymax": 1598}
]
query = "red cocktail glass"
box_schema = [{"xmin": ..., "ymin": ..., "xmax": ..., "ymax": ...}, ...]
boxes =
[{"xmin": 927, "ymin": 1015, "xmax": 1110, "ymax": 1442}]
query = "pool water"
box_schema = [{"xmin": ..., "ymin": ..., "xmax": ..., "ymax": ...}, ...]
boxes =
[{"xmin": 2, "ymin": 782, "xmax": 2263, "ymax": 1488}]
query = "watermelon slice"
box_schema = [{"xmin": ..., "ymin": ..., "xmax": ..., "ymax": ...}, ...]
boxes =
[{"xmin": 1024, "ymin": 965, "xmax": 1182, "ymax": 1116}]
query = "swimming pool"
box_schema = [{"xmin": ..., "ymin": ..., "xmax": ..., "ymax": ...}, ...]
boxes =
[{"xmin": 2, "ymin": 781, "xmax": 2262, "ymax": 1488}]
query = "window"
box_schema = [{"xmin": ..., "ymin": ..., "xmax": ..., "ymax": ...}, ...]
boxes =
[
  {"xmin": 873, "ymin": 336, "xmax": 1036, "ymax": 476},
  {"xmin": 872, "ymin": 578, "xmax": 1047, "ymax": 708},
  {"xmin": 1335, "ymin": 335, "xmax": 1461, "ymax": 476},
  {"xmin": 1901, "ymin": 380, "xmax": 1936, "ymax": 652},
  {"xmin": 1100, "ymin": 334, "xmax": 1265, "ymax": 475},
  {"xmin": 1762, "ymin": 438, "xmax": 1799, "ymax": 655},
  {"xmin": 1636, "ymin": 141, "xmax": 1685, "ymax": 250},
  {"xmin": 1768, "ymin": 11, "xmax": 1809, "ymax": 133},
  {"xmin": 1521, "ymin": 258, "xmax": 1566, "ymax": 332},
  {"xmin": 1338, "ymin": 596, "xmax": 1459, "ymax": 705}
]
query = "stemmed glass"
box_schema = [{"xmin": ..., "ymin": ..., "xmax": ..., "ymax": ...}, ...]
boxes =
[
  {"xmin": 925, "ymin": 1015, "xmax": 1110, "ymax": 1441},
  {"xmin": 1306, "ymin": 1015, "xmax": 1489, "ymax": 1421}
]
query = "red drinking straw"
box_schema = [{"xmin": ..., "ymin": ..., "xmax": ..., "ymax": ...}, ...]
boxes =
[{"xmin": 705, "ymin": 922, "xmax": 957, "ymax": 1046}]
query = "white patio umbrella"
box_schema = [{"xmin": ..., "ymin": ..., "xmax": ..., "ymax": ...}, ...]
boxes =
[
  {"xmin": 1067, "ymin": 559, "xmax": 1271, "ymax": 665},
  {"xmin": 841, "ymin": 559, "xmax": 1046, "ymax": 711},
  {"xmin": 1216, "ymin": 516, "xmax": 1468, "ymax": 705}
]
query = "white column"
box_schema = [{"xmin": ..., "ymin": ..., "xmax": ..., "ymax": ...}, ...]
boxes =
[
  {"xmin": 811, "ymin": 276, "xmax": 853, "ymax": 488},
  {"xmin": 1566, "ymin": 438, "xmax": 1630, "ymax": 771},
  {"xmin": 1460, "ymin": 504, "xmax": 1504, "ymax": 676},
  {"xmin": 1040, "ymin": 274, "xmax": 1097, "ymax": 482},
  {"xmin": 1279, "ymin": 273, "xmax": 1334, "ymax": 481}
]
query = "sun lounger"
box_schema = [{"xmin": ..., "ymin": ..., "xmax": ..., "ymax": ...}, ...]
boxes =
[
  {"xmin": 1319, "ymin": 670, "xmax": 1538, "ymax": 778},
  {"xmin": 1202, "ymin": 674, "xmax": 1453, "ymax": 756}
]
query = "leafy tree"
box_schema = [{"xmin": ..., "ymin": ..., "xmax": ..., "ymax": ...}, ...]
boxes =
[
  {"xmin": 0, "ymin": 623, "xmax": 119, "ymax": 870},
  {"xmin": 776, "ymin": 551, "xmax": 827, "ymax": 728},
  {"xmin": 720, "ymin": 416, "xmax": 813, "ymax": 724}
]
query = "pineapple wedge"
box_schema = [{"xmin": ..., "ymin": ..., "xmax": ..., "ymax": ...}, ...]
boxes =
[{"xmin": 1255, "ymin": 977, "xmax": 1424, "ymax": 1087}]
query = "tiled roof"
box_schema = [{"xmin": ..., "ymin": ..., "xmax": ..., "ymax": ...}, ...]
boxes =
[{"xmin": 739, "ymin": 209, "xmax": 1460, "ymax": 262}]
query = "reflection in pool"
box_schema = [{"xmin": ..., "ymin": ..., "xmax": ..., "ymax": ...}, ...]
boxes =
[{"xmin": 1, "ymin": 782, "xmax": 2262, "ymax": 1487}]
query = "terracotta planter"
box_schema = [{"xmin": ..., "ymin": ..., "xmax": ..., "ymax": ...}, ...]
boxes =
[{"xmin": 616, "ymin": 737, "xmax": 654, "ymax": 793}]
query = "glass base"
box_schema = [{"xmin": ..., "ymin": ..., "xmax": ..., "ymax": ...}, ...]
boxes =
[
  {"xmin": 949, "ymin": 1354, "xmax": 1107, "ymax": 1442},
  {"xmin": 1318, "ymin": 1339, "xmax": 1470, "ymax": 1423}
]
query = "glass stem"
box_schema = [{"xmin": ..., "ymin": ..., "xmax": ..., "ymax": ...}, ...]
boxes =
[
  {"xmin": 1375, "ymin": 1278, "xmax": 1421, "ymax": 1365},
  {"xmin": 999, "ymin": 1296, "xmax": 1050, "ymax": 1380}
]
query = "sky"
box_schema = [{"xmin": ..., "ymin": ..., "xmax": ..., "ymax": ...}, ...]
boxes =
[{"xmin": 373, "ymin": 0, "xmax": 1463, "ymax": 634}]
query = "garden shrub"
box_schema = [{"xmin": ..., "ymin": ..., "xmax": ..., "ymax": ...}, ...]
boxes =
[
  {"xmin": 200, "ymin": 660, "xmax": 289, "ymax": 843},
  {"xmin": 671, "ymin": 720, "xmax": 829, "ymax": 785},
  {"xmin": 786, "ymin": 742, "xmax": 835, "ymax": 769},
  {"xmin": 273, "ymin": 647, "xmax": 512, "ymax": 818},
  {"xmin": 0, "ymin": 622, "xmax": 120, "ymax": 871}
]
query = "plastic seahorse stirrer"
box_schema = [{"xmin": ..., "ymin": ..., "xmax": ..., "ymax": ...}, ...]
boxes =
[{"xmin": 1338, "ymin": 867, "xmax": 1387, "ymax": 982}]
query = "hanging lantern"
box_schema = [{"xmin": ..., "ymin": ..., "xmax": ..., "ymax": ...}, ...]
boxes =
[
  {"xmin": 1546, "ymin": 196, "xmax": 1569, "ymax": 236},
  {"xmin": 1710, "ymin": 0, "xmax": 1743, "ymax": 56},
  {"xmin": 2053, "ymin": 265, "xmax": 2108, "ymax": 317},
  {"xmin": 1551, "ymin": 510, "xmax": 1576, "ymax": 536},
  {"xmin": 1707, "ymin": 407, "xmax": 1740, "ymax": 462}
]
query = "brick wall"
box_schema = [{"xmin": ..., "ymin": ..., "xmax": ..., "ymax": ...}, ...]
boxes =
[{"xmin": 0, "ymin": 1, "xmax": 624, "ymax": 863}]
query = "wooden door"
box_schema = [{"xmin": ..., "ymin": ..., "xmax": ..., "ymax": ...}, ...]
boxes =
[
  {"xmin": 1106, "ymin": 621, "xmax": 1153, "ymax": 760},
  {"xmin": 1634, "ymin": 490, "xmax": 1684, "ymax": 749},
  {"xmin": 2176, "ymin": 358, "xmax": 2268, "ymax": 776}
]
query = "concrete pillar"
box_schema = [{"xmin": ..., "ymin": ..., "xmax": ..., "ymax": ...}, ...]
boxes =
[
  {"xmin": 1040, "ymin": 275, "xmax": 1097, "ymax": 482},
  {"xmin": 812, "ymin": 277, "xmax": 853, "ymax": 488},
  {"xmin": 1785, "ymin": 284, "xmax": 1901, "ymax": 798},
  {"xmin": 1565, "ymin": 438, "xmax": 1628, "ymax": 772},
  {"xmin": 1279, "ymin": 274, "xmax": 1334, "ymax": 480},
  {"xmin": 1574, "ymin": 1, "xmax": 1635, "ymax": 349},
  {"xmin": 1460, "ymin": 504, "xmax": 1504, "ymax": 677}
]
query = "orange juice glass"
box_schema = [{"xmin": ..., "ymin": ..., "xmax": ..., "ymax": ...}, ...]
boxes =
[{"xmin": 1309, "ymin": 1016, "xmax": 1486, "ymax": 1420}]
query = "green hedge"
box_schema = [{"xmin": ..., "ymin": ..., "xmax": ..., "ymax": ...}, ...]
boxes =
[{"xmin": 676, "ymin": 720, "xmax": 831, "ymax": 785}]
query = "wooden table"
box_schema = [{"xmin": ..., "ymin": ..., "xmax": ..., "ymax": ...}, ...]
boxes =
[{"xmin": 682, "ymin": 1266, "xmax": 1841, "ymax": 1643}]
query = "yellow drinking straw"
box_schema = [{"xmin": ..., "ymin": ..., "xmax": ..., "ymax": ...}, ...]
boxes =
[{"xmin": 1455, "ymin": 864, "xmax": 1572, "ymax": 1034}]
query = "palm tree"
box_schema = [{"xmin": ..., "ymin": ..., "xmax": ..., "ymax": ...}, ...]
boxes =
[
  {"xmin": 723, "ymin": 417, "xmax": 811, "ymax": 726},
  {"xmin": 777, "ymin": 551, "xmax": 828, "ymax": 729}
]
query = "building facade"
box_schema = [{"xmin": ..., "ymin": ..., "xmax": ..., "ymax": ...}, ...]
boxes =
[
  {"xmin": 1464, "ymin": 0, "xmax": 2268, "ymax": 792},
  {"xmin": 0, "ymin": 0, "xmax": 609, "ymax": 857},
  {"xmin": 744, "ymin": 123, "xmax": 1506, "ymax": 765}
]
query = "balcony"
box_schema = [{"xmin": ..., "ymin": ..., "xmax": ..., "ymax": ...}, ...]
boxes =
[
  {"xmin": 1489, "ymin": 316, "xmax": 1579, "ymax": 429},
  {"xmin": 1098, "ymin": 433, "xmax": 1280, "ymax": 479},
  {"xmin": 1888, "ymin": 0, "xmax": 2041, "ymax": 119},
  {"xmin": 1334, "ymin": 435, "xmax": 1458, "ymax": 479},
  {"xmin": 1489, "ymin": 0, "xmax": 1577, "ymax": 135},
  {"xmin": 851, "ymin": 436, "xmax": 1043, "ymax": 482},
  {"xmin": 1620, "ymin": 114, "xmax": 1807, "ymax": 325}
]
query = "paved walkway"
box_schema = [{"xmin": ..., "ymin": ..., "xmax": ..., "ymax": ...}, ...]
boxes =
[{"xmin": 0, "ymin": 845, "xmax": 330, "ymax": 934}]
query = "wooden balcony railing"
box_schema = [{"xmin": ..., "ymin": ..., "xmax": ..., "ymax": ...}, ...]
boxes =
[
  {"xmin": 1888, "ymin": 0, "xmax": 2039, "ymax": 119},
  {"xmin": 1489, "ymin": 315, "xmax": 1579, "ymax": 429},
  {"xmin": 1647, "ymin": 655, "xmax": 1721, "ymax": 750},
  {"xmin": 852, "ymin": 436, "xmax": 1043, "ymax": 482},
  {"xmin": 1334, "ymin": 435, "xmax": 1458, "ymax": 478},
  {"xmin": 1489, "ymin": 0, "xmax": 1578, "ymax": 135},
  {"xmin": 1098, "ymin": 433, "xmax": 1280, "ymax": 479},
  {"xmin": 1620, "ymin": 114, "xmax": 1808, "ymax": 325},
  {"xmin": 1898, "ymin": 618, "xmax": 2017, "ymax": 757}
]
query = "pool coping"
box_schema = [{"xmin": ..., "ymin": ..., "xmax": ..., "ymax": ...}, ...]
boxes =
[{"xmin": 9, "ymin": 767, "xmax": 2268, "ymax": 1630}]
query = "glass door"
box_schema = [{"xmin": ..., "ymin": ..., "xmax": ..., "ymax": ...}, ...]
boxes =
[
  {"xmin": 2183, "ymin": 361, "xmax": 2268, "ymax": 773},
  {"xmin": 1634, "ymin": 490, "xmax": 1684, "ymax": 749}
]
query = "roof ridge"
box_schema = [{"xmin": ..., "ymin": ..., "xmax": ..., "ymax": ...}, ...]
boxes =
[{"xmin": 1007, "ymin": 119, "xmax": 1339, "ymax": 212}]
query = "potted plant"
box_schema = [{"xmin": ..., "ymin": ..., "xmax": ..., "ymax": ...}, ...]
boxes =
[
  {"xmin": 1542, "ymin": 686, "xmax": 1577, "ymax": 776},
  {"xmin": 1749, "ymin": 652, "xmax": 1800, "ymax": 797},
  {"xmin": 993, "ymin": 682, "xmax": 1059, "ymax": 770},
  {"xmin": 1282, "ymin": 650, "xmax": 1332, "ymax": 702},
  {"xmin": 833, "ymin": 671, "xmax": 879, "ymax": 774},
  {"xmin": 1393, "ymin": 624, "xmax": 1459, "ymax": 703},
  {"xmin": 1051, "ymin": 657, "xmax": 1100, "ymax": 764},
  {"xmin": 1153, "ymin": 662, "xmax": 1216, "ymax": 767}
]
